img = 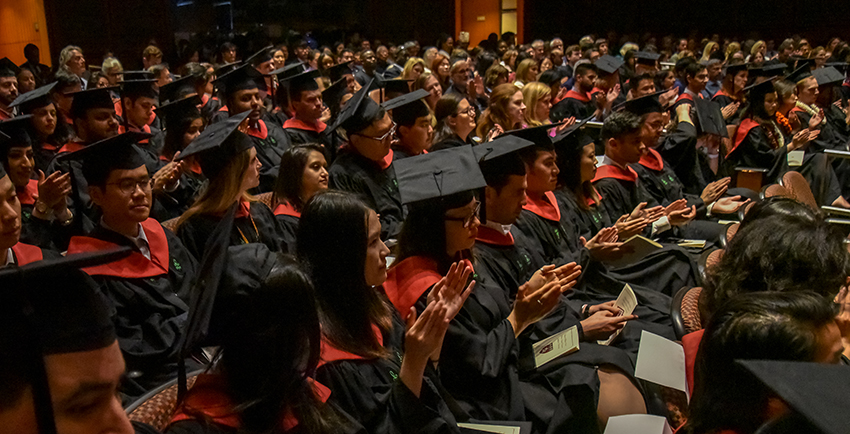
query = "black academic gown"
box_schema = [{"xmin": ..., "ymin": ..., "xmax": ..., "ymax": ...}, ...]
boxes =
[
  {"xmin": 329, "ymin": 148, "xmax": 404, "ymax": 241},
  {"xmin": 711, "ymin": 91, "xmax": 743, "ymax": 126},
  {"xmin": 66, "ymin": 218, "xmax": 198, "ymax": 397},
  {"xmin": 550, "ymin": 89, "xmax": 597, "ymax": 122},
  {"xmin": 271, "ymin": 200, "xmax": 300, "ymax": 253},
  {"xmin": 46, "ymin": 141, "xmax": 97, "ymax": 245},
  {"xmin": 176, "ymin": 200, "xmax": 289, "ymax": 261},
  {"xmin": 282, "ymin": 117, "xmax": 341, "ymax": 161},
  {"xmin": 247, "ymin": 120, "xmax": 291, "ymax": 193},
  {"xmin": 315, "ymin": 307, "xmax": 463, "ymax": 434},
  {"xmin": 658, "ymin": 121, "xmax": 715, "ymax": 196},
  {"xmin": 431, "ymin": 134, "xmax": 473, "ymax": 153}
]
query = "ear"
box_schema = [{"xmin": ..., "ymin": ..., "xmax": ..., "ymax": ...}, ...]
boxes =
[
  {"xmin": 88, "ymin": 185, "xmax": 104, "ymax": 207},
  {"xmin": 484, "ymin": 185, "xmax": 498, "ymax": 202},
  {"xmin": 605, "ymin": 137, "xmax": 618, "ymax": 152}
]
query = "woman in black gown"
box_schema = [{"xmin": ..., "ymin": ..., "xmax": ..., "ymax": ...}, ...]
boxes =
[{"xmin": 271, "ymin": 144, "xmax": 328, "ymax": 249}]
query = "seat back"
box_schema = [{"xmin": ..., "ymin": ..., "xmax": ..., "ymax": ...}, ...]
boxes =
[
  {"xmin": 761, "ymin": 183, "xmax": 791, "ymax": 200},
  {"xmin": 256, "ymin": 192, "xmax": 275, "ymax": 209},
  {"xmin": 681, "ymin": 286, "xmax": 704, "ymax": 335},
  {"xmin": 161, "ymin": 217, "xmax": 180, "ymax": 233},
  {"xmin": 780, "ymin": 171, "xmax": 818, "ymax": 209},
  {"xmin": 126, "ymin": 371, "xmax": 202, "ymax": 431}
]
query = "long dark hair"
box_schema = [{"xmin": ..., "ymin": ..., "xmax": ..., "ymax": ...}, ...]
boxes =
[
  {"xmin": 396, "ymin": 190, "xmax": 476, "ymax": 275},
  {"xmin": 555, "ymin": 138, "xmax": 598, "ymax": 210},
  {"xmin": 162, "ymin": 114, "xmax": 203, "ymax": 161},
  {"xmin": 686, "ymin": 291, "xmax": 836, "ymax": 434},
  {"xmin": 216, "ymin": 253, "xmax": 340, "ymax": 433},
  {"xmin": 296, "ymin": 190, "xmax": 391, "ymax": 359},
  {"xmin": 702, "ymin": 213, "xmax": 850, "ymax": 319},
  {"xmin": 273, "ymin": 144, "xmax": 325, "ymax": 212}
]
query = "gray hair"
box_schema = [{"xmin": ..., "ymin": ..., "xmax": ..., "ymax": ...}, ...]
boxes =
[{"xmin": 58, "ymin": 45, "xmax": 83, "ymax": 72}]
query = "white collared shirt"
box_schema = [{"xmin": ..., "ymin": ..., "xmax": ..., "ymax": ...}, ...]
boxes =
[
  {"xmin": 102, "ymin": 220, "xmax": 151, "ymax": 260},
  {"xmin": 484, "ymin": 220, "xmax": 513, "ymax": 236},
  {"xmin": 4, "ymin": 248, "xmax": 14, "ymax": 267}
]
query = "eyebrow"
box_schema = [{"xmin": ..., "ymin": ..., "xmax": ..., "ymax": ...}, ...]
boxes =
[{"xmin": 58, "ymin": 382, "xmax": 114, "ymax": 407}]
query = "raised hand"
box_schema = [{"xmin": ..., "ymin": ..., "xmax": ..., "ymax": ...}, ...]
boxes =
[
  {"xmin": 668, "ymin": 205, "xmax": 697, "ymax": 226},
  {"xmin": 401, "ymin": 301, "xmax": 451, "ymax": 397},
  {"xmin": 721, "ymin": 102, "xmax": 740, "ymax": 120},
  {"xmin": 615, "ymin": 214, "xmax": 648, "ymax": 239},
  {"xmin": 790, "ymin": 128, "xmax": 812, "ymax": 151},
  {"xmin": 509, "ymin": 274, "xmax": 564, "ymax": 336},
  {"xmin": 427, "ymin": 261, "xmax": 475, "ymax": 321},
  {"xmin": 36, "ymin": 170, "xmax": 72, "ymax": 211},
  {"xmin": 809, "ymin": 108, "xmax": 825, "ymax": 129},
  {"xmin": 660, "ymin": 87, "xmax": 679, "ymax": 108},
  {"xmin": 485, "ymin": 124, "xmax": 504, "ymax": 142},
  {"xmin": 700, "ymin": 177, "xmax": 731, "ymax": 204}
]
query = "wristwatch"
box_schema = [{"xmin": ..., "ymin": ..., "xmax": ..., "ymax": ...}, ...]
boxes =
[{"xmin": 35, "ymin": 200, "xmax": 50, "ymax": 214}]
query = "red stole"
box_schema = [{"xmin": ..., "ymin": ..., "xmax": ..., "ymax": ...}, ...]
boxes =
[
  {"xmin": 383, "ymin": 256, "xmax": 441, "ymax": 316},
  {"xmin": 318, "ymin": 323, "xmax": 384, "ymax": 368},
  {"xmin": 67, "ymin": 218, "xmax": 170, "ymax": 279},
  {"xmin": 118, "ymin": 123, "xmax": 152, "ymax": 143},
  {"xmin": 235, "ymin": 199, "xmax": 252, "ymax": 218},
  {"xmin": 638, "ymin": 148, "xmax": 664, "ymax": 171},
  {"xmin": 475, "ymin": 225, "xmax": 515, "ymax": 246},
  {"xmin": 523, "ymin": 191, "xmax": 561, "ymax": 222},
  {"xmin": 682, "ymin": 329, "xmax": 704, "ymax": 398},
  {"xmin": 40, "ymin": 142, "xmax": 59, "ymax": 152},
  {"xmin": 565, "ymin": 89, "xmax": 591, "ymax": 103},
  {"xmin": 247, "ymin": 120, "xmax": 269, "ymax": 140},
  {"xmin": 283, "ymin": 118, "xmax": 327, "ymax": 134},
  {"xmin": 273, "ymin": 201, "xmax": 301, "ymax": 218},
  {"xmin": 171, "ymin": 374, "xmax": 331, "ymax": 431},
  {"xmin": 11, "ymin": 243, "xmax": 43, "ymax": 265},
  {"xmin": 0, "ymin": 109, "xmax": 12, "ymax": 120},
  {"xmin": 379, "ymin": 149, "xmax": 394, "ymax": 170},
  {"xmin": 17, "ymin": 179, "xmax": 39, "ymax": 206},
  {"xmin": 592, "ymin": 163, "xmax": 639, "ymax": 183},
  {"xmin": 57, "ymin": 141, "xmax": 86, "ymax": 154},
  {"xmin": 587, "ymin": 187, "xmax": 603, "ymax": 207},
  {"xmin": 728, "ymin": 118, "xmax": 760, "ymax": 157}
]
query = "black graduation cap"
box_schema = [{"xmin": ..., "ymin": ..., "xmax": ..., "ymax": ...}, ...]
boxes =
[
  {"xmin": 214, "ymin": 62, "xmax": 242, "ymax": 78},
  {"xmin": 738, "ymin": 360, "xmax": 850, "ymax": 434},
  {"xmin": 790, "ymin": 57, "xmax": 816, "ymax": 71},
  {"xmin": 68, "ymin": 86, "xmax": 118, "ymax": 119},
  {"xmin": 785, "ymin": 63, "xmax": 814, "ymax": 84},
  {"xmin": 122, "ymin": 70, "xmax": 154, "ymax": 81},
  {"xmin": 473, "ymin": 134, "xmax": 534, "ymax": 162},
  {"xmin": 595, "ymin": 54, "xmax": 624, "ymax": 75},
  {"xmin": 157, "ymin": 75, "xmax": 195, "ymax": 104},
  {"xmin": 0, "ymin": 57, "xmax": 21, "ymax": 76},
  {"xmin": 394, "ymin": 146, "xmax": 487, "ymax": 205},
  {"xmin": 327, "ymin": 61, "xmax": 355, "ymax": 82},
  {"xmin": 58, "ymin": 131, "xmax": 151, "ymax": 185},
  {"xmin": 382, "ymin": 79, "xmax": 412, "ymax": 96},
  {"xmin": 280, "ymin": 69, "xmax": 321, "ymax": 98},
  {"xmin": 384, "ymin": 89, "xmax": 431, "ymax": 128},
  {"xmin": 119, "ymin": 79, "xmax": 158, "ymax": 101},
  {"xmin": 553, "ymin": 116, "xmax": 596, "ymax": 155},
  {"xmin": 0, "ymin": 115, "xmax": 34, "ymax": 149},
  {"xmin": 634, "ymin": 51, "xmax": 660, "ymax": 66},
  {"xmin": 813, "ymin": 67, "xmax": 845, "ymax": 87},
  {"xmin": 154, "ymin": 95, "xmax": 202, "ymax": 131},
  {"xmin": 213, "ymin": 63, "xmax": 264, "ymax": 97},
  {"xmin": 504, "ymin": 122, "xmax": 564, "ymax": 150},
  {"xmin": 266, "ymin": 62, "xmax": 302, "ymax": 81},
  {"xmin": 322, "ymin": 78, "xmax": 349, "ymax": 114},
  {"xmin": 724, "ymin": 63, "xmax": 749, "ymax": 77},
  {"xmin": 694, "ymin": 98, "xmax": 729, "ymax": 138},
  {"xmin": 10, "ymin": 82, "xmax": 56, "ymax": 113},
  {"xmin": 616, "ymin": 90, "xmax": 665, "ymax": 115},
  {"xmin": 176, "ymin": 111, "xmax": 252, "ymax": 178},
  {"xmin": 750, "ymin": 63, "xmax": 787, "ymax": 79},
  {"xmin": 744, "ymin": 78, "xmax": 777, "ymax": 100},
  {"xmin": 327, "ymin": 79, "xmax": 382, "ymax": 134},
  {"xmin": 826, "ymin": 62, "xmax": 850, "ymax": 76},
  {"xmin": 382, "ymin": 88, "xmax": 429, "ymax": 111},
  {"xmin": 244, "ymin": 45, "xmax": 274, "ymax": 66}
]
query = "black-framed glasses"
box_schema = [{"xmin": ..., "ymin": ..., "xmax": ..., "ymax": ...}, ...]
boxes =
[
  {"xmin": 445, "ymin": 201, "xmax": 480, "ymax": 228},
  {"xmin": 108, "ymin": 177, "xmax": 151, "ymax": 194},
  {"xmin": 355, "ymin": 122, "xmax": 397, "ymax": 143},
  {"xmin": 453, "ymin": 106, "xmax": 476, "ymax": 117}
]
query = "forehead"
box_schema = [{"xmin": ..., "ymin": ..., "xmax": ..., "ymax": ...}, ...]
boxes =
[{"xmin": 106, "ymin": 165, "xmax": 148, "ymax": 182}]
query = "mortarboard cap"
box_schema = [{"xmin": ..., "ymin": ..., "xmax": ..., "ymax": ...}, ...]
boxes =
[
  {"xmin": 749, "ymin": 63, "xmax": 787, "ymax": 79},
  {"xmin": 327, "ymin": 61, "xmax": 355, "ymax": 82},
  {"xmin": 744, "ymin": 78, "xmax": 777, "ymax": 100},
  {"xmin": 245, "ymin": 45, "xmax": 274, "ymax": 67},
  {"xmin": 327, "ymin": 79, "xmax": 383, "ymax": 134},
  {"xmin": 617, "ymin": 90, "xmax": 665, "ymax": 116},
  {"xmin": 176, "ymin": 111, "xmax": 253, "ymax": 178},
  {"xmin": 382, "ymin": 88, "xmax": 429, "ymax": 112},
  {"xmin": 158, "ymin": 75, "xmax": 196, "ymax": 104},
  {"xmin": 504, "ymin": 122, "xmax": 565, "ymax": 150},
  {"xmin": 214, "ymin": 62, "xmax": 242, "ymax": 78},
  {"xmin": 269, "ymin": 62, "xmax": 307, "ymax": 81},
  {"xmin": 154, "ymin": 95, "xmax": 202, "ymax": 131},
  {"xmin": 724, "ymin": 63, "xmax": 749, "ymax": 77},
  {"xmin": 119, "ymin": 79, "xmax": 159, "ymax": 101},
  {"xmin": 322, "ymin": 78, "xmax": 349, "ymax": 114},
  {"xmin": 634, "ymin": 51, "xmax": 660, "ymax": 66},
  {"xmin": 10, "ymin": 82, "xmax": 57, "ymax": 113},
  {"xmin": 382, "ymin": 79, "xmax": 412, "ymax": 98},
  {"xmin": 785, "ymin": 63, "xmax": 814, "ymax": 84},
  {"xmin": 68, "ymin": 86, "xmax": 117, "ymax": 119},
  {"xmin": 213, "ymin": 63, "xmax": 264, "ymax": 97},
  {"xmin": 813, "ymin": 67, "xmax": 845, "ymax": 87},
  {"xmin": 280, "ymin": 69, "xmax": 321, "ymax": 98},
  {"xmin": 552, "ymin": 116, "xmax": 595, "ymax": 154},
  {"xmin": 0, "ymin": 57, "xmax": 21, "ymax": 76},
  {"xmin": 0, "ymin": 115, "xmax": 34, "ymax": 150},
  {"xmin": 694, "ymin": 98, "xmax": 729, "ymax": 138},
  {"xmin": 122, "ymin": 70, "xmax": 154, "ymax": 81},
  {"xmin": 473, "ymin": 134, "xmax": 535, "ymax": 162},
  {"xmin": 595, "ymin": 55, "xmax": 624, "ymax": 75},
  {"xmin": 790, "ymin": 57, "xmax": 816, "ymax": 71},
  {"xmin": 826, "ymin": 62, "xmax": 850, "ymax": 76},
  {"xmin": 383, "ymin": 89, "xmax": 430, "ymax": 127},
  {"xmin": 58, "ymin": 131, "xmax": 151, "ymax": 185},
  {"xmin": 738, "ymin": 360, "xmax": 849, "ymax": 434},
  {"xmin": 394, "ymin": 146, "xmax": 487, "ymax": 205}
]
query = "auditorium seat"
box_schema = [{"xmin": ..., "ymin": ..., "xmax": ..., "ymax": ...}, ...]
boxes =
[
  {"xmin": 779, "ymin": 171, "xmax": 818, "ymax": 209},
  {"xmin": 126, "ymin": 370, "xmax": 203, "ymax": 431},
  {"xmin": 256, "ymin": 192, "xmax": 274, "ymax": 209},
  {"xmin": 760, "ymin": 183, "xmax": 791, "ymax": 200},
  {"xmin": 671, "ymin": 286, "xmax": 704, "ymax": 340}
]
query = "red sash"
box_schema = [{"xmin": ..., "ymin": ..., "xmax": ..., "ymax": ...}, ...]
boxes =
[
  {"xmin": 283, "ymin": 118, "xmax": 327, "ymax": 134},
  {"xmin": 592, "ymin": 164, "xmax": 639, "ymax": 183},
  {"xmin": 11, "ymin": 243, "xmax": 43, "ymax": 265},
  {"xmin": 67, "ymin": 219, "xmax": 170, "ymax": 278},
  {"xmin": 565, "ymin": 89, "xmax": 591, "ymax": 103},
  {"xmin": 273, "ymin": 201, "xmax": 301, "ymax": 218},
  {"xmin": 523, "ymin": 191, "xmax": 561, "ymax": 222},
  {"xmin": 318, "ymin": 323, "xmax": 384, "ymax": 367},
  {"xmin": 57, "ymin": 141, "xmax": 86, "ymax": 154},
  {"xmin": 17, "ymin": 179, "xmax": 39, "ymax": 206},
  {"xmin": 475, "ymin": 225, "xmax": 515, "ymax": 246},
  {"xmin": 728, "ymin": 118, "xmax": 759, "ymax": 157},
  {"xmin": 638, "ymin": 148, "xmax": 664, "ymax": 171},
  {"xmin": 247, "ymin": 120, "xmax": 269, "ymax": 140}
]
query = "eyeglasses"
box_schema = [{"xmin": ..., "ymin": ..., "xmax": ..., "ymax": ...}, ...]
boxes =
[
  {"xmin": 108, "ymin": 177, "xmax": 151, "ymax": 194},
  {"xmin": 445, "ymin": 201, "xmax": 480, "ymax": 228},
  {"xmin": 355, "ymin": 122, "xmax": 397, "ymax": 143},
  {"xmin": 453, "ymin": 106, "xmax": 476, "ymax": 117}
]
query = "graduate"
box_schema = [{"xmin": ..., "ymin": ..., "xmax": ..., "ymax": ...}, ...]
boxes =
[
  {"xmin": 268, "ymin": 62, "xmax": 308, "ymax": 126},
  {"xmin": 0, "ymin": 58, "xmax": 19, "ymax": 120},
  {"xmin": 0, "ymin": 252, "xmax": 139, "ymax": 434},
  {"xmin": 550, "ymin": 63, "xmax": 602, "ymax": 122},
  {"xmin": 117, "ymin": 79, "xmax": 165, "ymax": 156},
  {"xmin": 271, "ymin": 144, "xmax": 328, "ymax": 250},
  {"xmin": 63, "ymin": 132, "xmax": 199, "ymax": 397},
  {"xmin": 711, "ymin": 63, "xmax": 748, "ymax": 126},
  {"xmin": 0, "ymin": 159, "xmax": 56, "ymax": 267},
  {"xmin": 297, "ymin": 190, "xmax": 467, "ymax": 433},
  {"xmin": 327, "ymin": 82, "xmax": 405, "ymax": 241},
  {"xmin": 8, "ymin": 83, "xmax": 70, "ymax": 173},
  {"xmin": 213, "ymin": 63, "xmax": 291, "ymax": 192},
  {"xmin": 280, "ymin": 69, "xmax": 340, "ymax": 154},
  {"xmin": 386, "ymin": 89, "xmax": 432, "ymax": 159},
  {"xmin": 175, "ymin": 112, "xmax": 289, "ymax": 260}
]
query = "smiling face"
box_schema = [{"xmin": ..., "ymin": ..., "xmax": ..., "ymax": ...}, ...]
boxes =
[
  {"xmin": 364, "ymin": 209, "xmax": 390, "ymax": 286},
  {"xmin": 579, "ymin": 143, "xmax": 598, "ymax": 183},
  {"xmin": 444, "ymin": 198, "xmax": 480, "ymax": 256},
  {"xmin": 6, "ymin": 146, "xmax": 34, "ymax": 188},
  {"xmin": 0, "ymin": 174, "xmax": 21, "ymax": 250}
]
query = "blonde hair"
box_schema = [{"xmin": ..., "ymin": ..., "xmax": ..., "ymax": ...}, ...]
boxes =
[
  {"xmin": 477, "ymin": 83, "xmax": 522, "ymax": 138},
  {"xmin": 101, "ymin": 57, "xmax": 123, "ymax": 74},
  {"xmin": 515, "ymin": 58, "xmax": 537, "ymax": 84},
  {"xmin": 521, "ymin": 82, "xmax": 551, "ymax": 127},
  {"xmin": 750, "ymin": 41, "xmax": 766, "ymax": 57},
  {"xmin": 725, "ymin": 42, "xmax": 741, "ymax": 62},
  {"xmin": 701, "ymin": 42, "xmax": 719, "ymax": 62},
  {"xmin": 402, "ymin": 57, "xmax": 425, "ymax": 80},
  {"xmin": 143, "ymin": 45, "xmax": 163, "ymax": 59},
  {"xmin": 176, "ymin": 148, "xmax": 256, "ymax": 229}
]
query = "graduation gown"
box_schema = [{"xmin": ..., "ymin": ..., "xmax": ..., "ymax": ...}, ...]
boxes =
[
  {"xmin": 315, "ymin": 309, "xmax": 463, "ymax": 434},
  {"xmin": 658, "ymin": 121, "xmax": 714, "ymax": 196},
  {"xmin": 67, "ymin": 218, "xmax": 198, "ymax": 396},
  {"xmin": 550, "ymin": 89, "xmax": 596, "ymax": 122},
  {"xmin": 34, "ymin": 141, "xmax": 60, "ymax": 175},
  {"xmin": 431, "ymin": 135, "xmax": 473, "ymax": 153},
  {"xmin": 176, "ymin": 199, "xmax": 289, "ymax": 261},
  {"xmin": 272, "ymin": 200, "xmax": 300, "ymax": 253},
  {"xmin": 282, "ymin": 117, "xmax": 341, "ymax": 160},
  {"xmin": 9, "ymin": 241, "xmax": 53, "ymax": 265},
  {"xmin": 391, "ymin": 145, "xmax": 426, "ymax": 160},
  {"xmin": 46, "ymin": 140, "xmax": 97, "ymax": 243},
  {"xmin": 246, "ymin": 120, "xmax": 291, "ymax": 193},
  {"xmin": 329, "ymin": 148, "xmax": 404, "ymax": 241},
  {"xmin": 711, "ymin": 91, "xmax": 743, "ymax": 126}
]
